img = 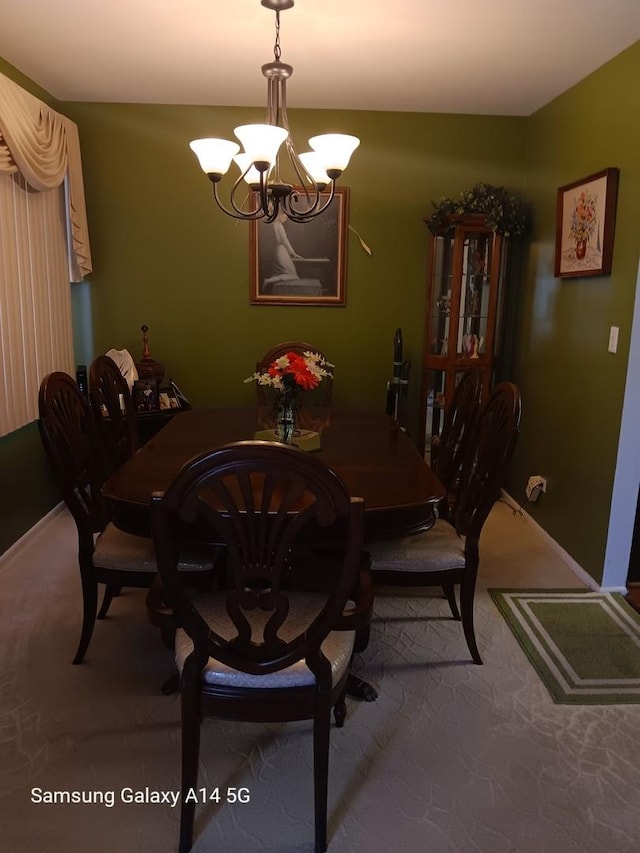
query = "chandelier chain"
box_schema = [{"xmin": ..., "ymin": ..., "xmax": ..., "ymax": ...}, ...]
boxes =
[{"xmin": 273, "ymin": 11, "xmax": 282, "ymax": 62}]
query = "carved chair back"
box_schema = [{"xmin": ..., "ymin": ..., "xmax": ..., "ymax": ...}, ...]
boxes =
[
  {"xmin": 89, "ymin": 354, "xmax": 139, "ymax": 478},
  {"xmin": 454, "ymin": 381, "xmax": 522, "ymax": 542},
  {"xmin": 152, "ymin": 440, "xmax": 363, "ymax": 678},
  {"xmin": 38, "ymin": 371, "xmax": 109, "ymax": 545},
  {"xmin": 432, "ymin": 367, "xmax": 483, "ymax": 518}
]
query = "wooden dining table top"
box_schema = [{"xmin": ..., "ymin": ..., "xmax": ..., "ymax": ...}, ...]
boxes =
[{"xmin": 102, "ymin": 407, "xmax": 445, "ymax": 541}]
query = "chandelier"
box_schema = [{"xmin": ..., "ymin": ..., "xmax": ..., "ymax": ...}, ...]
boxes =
[{"xmin": 189, "ymin": 0, "xmax": 359, "ymax": 224}]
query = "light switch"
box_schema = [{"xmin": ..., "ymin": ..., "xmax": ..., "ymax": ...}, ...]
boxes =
[{"xmin": 608, "ymin": 325, "xmax": 619, "ymax": 354}]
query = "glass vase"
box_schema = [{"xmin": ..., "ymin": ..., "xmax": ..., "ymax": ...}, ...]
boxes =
[{"xmin": 275, "ymin": 392, "xmax": 297, "ymax": 444}]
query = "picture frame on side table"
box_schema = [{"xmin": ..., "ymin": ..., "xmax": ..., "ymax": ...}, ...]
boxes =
[
  {"xmin": 250, "ymin": 187, "xmax": 349, "ymax": 306},
  {"xmin": 134, "ymin": 378, "xmax": 158, "ymax": 412},
  {"xmin": 554, "ymin": 167, "xmax": 619, "ymax": 278}
]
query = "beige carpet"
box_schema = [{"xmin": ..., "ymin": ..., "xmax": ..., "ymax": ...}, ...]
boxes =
[{"xmin": 1, "ymin": 501, "xmax": 640, "ymax": 852}]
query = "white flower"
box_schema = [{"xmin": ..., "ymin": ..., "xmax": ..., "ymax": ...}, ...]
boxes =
[{"xmin": 244, "ymin": 351, "xmax": 333, "ymax": 392}]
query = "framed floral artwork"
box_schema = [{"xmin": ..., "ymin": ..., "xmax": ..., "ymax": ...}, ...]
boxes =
[
  {"xmin": 249, "ymin": 187, "xmax": 349, "ymax": 306},
  {"xmin": 554, "ymin": 168, "xmax": 619, "ymax": 278}
]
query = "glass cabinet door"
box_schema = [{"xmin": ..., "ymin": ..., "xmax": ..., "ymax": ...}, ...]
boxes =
[
  {"xmin": 456, "ymin": 232, "xmax": 492, "ymax": 358},
  {"xmin": 419, "ymin": 214, "xmax": 510, "ymax": 459},
  {"xmin": 427, "ymin": 236, "xmax": 454, "ymax": 357}
]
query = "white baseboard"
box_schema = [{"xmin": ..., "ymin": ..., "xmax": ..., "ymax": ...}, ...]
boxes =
[
  {"xmin": 500, "ymin": 491, "xmax": 625, "ymax": 594},
  {"xmin": 0, "ymin": 502, "xmax": 66, "ymax": 568}
]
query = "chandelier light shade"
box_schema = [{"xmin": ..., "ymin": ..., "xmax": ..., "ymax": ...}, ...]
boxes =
[
  {"xmin": 189, "ymin": 138, "xmax": 239, "ymax": 177},
  {"xmin": 189, "ymin": 0, "xmax": 359, "ymax": 223}
]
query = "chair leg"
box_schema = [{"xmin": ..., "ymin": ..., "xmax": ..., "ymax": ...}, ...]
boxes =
[
  {"xmin": 459, "ymin": 579, "xmax": 482, "ymax": 665},
  {"xmin": 97, "ymin": 584, "xmax": 115, "ymax": 619},
  {"xmin": 313, "ymin": 703, "xmax": 330, "ymax": 853},
  {"xmin": 353, "ymin": 624, "xmax": 370, "ymax": 655},
  {"xmin": 179, "ymin": 677, "xmax": 202, "ymax": 853},
  {"xmin": 346, "ymin": 673, "xmax": 378, "ymax": 702},
  {"xmin": 345, "ymin": 623, "xmax": 378, "ymax": 701},
  {"xmin": 443, "ymin": 583, "xmax": 461, "ymax": 621},
  {"xmin": 333, "ymin": 684, "xmax": 347, "ymax": 728},
  {"xmin": 73, "ymin": 569, "xmax": 98, "ymax": 665},
  {"xmin": 161, "ymin": 672, "xmax": 180, "ymax": 695},
  {"xmin": 160, "ymin": 626, "xmax": 176, "ymax": 650}
]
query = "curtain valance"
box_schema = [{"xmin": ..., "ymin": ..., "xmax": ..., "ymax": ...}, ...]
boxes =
[{"xmin": 0, "ymin": 72, "xmax": 92, "ymax": 280}]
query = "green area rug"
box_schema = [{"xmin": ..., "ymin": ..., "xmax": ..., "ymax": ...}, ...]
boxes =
[{"xmin": 489, "ymin": 589, "xmax": 640, "ymax": 704}]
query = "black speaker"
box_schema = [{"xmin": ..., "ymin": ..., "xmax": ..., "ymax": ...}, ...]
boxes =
[{"xmin": 76, "ymin": 364, "xmax": 88, "ymax": 397}]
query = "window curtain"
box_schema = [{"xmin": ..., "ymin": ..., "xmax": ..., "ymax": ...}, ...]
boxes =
[
  {"xmin": 0, "ymin": 72, "xmax": 92, "ymax": 437},
  {"xmin": 0, "ymin": 73, "xmax": 92, "ymax": 281}
]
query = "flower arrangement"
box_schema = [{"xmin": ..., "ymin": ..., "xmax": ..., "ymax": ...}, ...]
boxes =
[
  {"xmin": 569, "ymin": 190, "xmax": 597, "ymax": 244},
  {"xmin": 426, "ymin": 182, "xmax": 527, "ymax": 237},
  {"xmin": 245, "ymin": 351, "xmax": 333, "ymax": 395}
]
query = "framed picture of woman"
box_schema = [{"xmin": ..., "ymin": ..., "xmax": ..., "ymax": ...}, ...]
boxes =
[{"xmin": 250, "ymin": 187, "xmax": 349, "ymax": 306}]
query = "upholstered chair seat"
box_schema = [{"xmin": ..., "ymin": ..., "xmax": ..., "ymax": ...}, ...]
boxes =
[
  {"xmin": 368, "ymin": 519, "xmax": 465, "ymax": 572},
  {"xmin": 94, "ymin": 525, "xmax": 214, "ymax": 574},
  {"xmin": 175, "ymin": 592, "xmax": 355, "ymax": 689}
]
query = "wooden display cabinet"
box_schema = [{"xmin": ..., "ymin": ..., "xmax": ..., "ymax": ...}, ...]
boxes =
[{"xmin": 419, "ymin": 214, "xmax": 510, "ymax": 461}]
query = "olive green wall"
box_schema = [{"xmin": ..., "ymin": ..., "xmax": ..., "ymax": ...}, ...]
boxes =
[
  {"xmin": 63, "ymin": 101, "xmax": 527, "ymax": 427},
  {"xmin": 0, "ymin": 423, "xmax": 60, "ymax": 554},
  {"xmin": 2, "ymin": 44, "xmax": 638, "ymax": 586},
  {"xmin": 0, "ymin": 55, "xmax": 527, "ymax": 556},
  {"xmin": 509, "ymin": 41, "xmax": 640, "ymax": 583}
]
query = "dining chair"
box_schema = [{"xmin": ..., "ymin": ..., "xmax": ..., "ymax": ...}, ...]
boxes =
[
  {"xmin": 89, "ymin": 354, "xmax": 139, "ymax": 480},
  {"xmin": 368, "ymin": 381, "xmax": 522, "ymax": 665},
  {"xmin": 429, "ymin": 367, "xmax": 484, "ymax": 619},
  {"xmin": 255, "ymin": 341, "xmax": 334, "ymax": 407},
  {"xmin": 38, "ymin": 371, "xmax": 214, "ymax": 665},
  {"xmin": 431, "ymin": 367, "xmax": 484, "ymax": 517},
  {"xmin": 151, "ymin": 440, "xmax": 372, "ymax": 853}
]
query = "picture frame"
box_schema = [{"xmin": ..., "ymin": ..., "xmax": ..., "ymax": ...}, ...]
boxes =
[
  {"xmin": 554, "ymin": 167, "xmax": 619, "ymax": 278},
  {"xmin": 250, "ymin": 187, "xmax": 349, "ymax": 306},
  {"xmin": 134, "ymin": 378, "xmax": 158, "ymax": 412},
  {"xmin": 158, "ymin": 389, "xmax": 180, "ymax": 411}
]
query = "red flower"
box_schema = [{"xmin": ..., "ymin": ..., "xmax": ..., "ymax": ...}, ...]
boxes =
[
  {"xmin": 280, "ymin": 352, "xmax": 320, "ymax": 391},
  {"xmin": 245, "ymin": 350, "xmax": 332, "ymax": 392}
]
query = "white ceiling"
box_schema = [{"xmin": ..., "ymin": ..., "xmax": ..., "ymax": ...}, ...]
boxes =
[{"xmin": 1, "ymin": 0, "xmax": 639, "ymax": 116}]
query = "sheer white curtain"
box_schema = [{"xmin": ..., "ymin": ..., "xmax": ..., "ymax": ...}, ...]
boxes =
[{"xmin": 0, "ymin": 73, "xmax": 92, "ymax": 437}]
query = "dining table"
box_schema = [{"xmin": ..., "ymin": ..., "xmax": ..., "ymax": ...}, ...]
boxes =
[
  {"xmin": 102, "ymin": 407, "xmax": 445, "ymax": 541},
  {"xmin": 102, "ymin": 407, "xmax": 446, "ymax": 700}
]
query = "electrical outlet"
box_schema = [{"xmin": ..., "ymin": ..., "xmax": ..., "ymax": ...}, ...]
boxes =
[{"xmin": 526, "ymin": 475, "xmax": 547, "ymax": 502}]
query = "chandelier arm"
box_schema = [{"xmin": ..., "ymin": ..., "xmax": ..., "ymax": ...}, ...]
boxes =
[
  {"xmin": 282, "ymin": 182, "xmax": 336, "ymax": 222},
  {"xmin": 230, "ymin": 177, "xmax": 269, "ymax": 218},
  {"xmin": 269, "ymin": 74, "xmax": 290, "ymax": 183},
  {"xmin": 280, "ymin": 139, "xmax": 327, "ymax": 218},
  {"xmin": 258, "ymin": 175, "xmax": 278, "ymax": 220},
  {"xmin": 266, "ymin": 76, "xmax": 278, "ymax": 127},
  {"xmin": 277, "ymin": 72, "xmax": 290, "ymax": 132},
  {"xmin": 285, "ymin": 184, "xmax": 322, "ymax": 217},
  {"xmin": 262, "ymin": 202, "xmax": 282, "ymax": 224},
  {"xmin": 212, "ymin": 182, "xmax": 267, "ymax": 221},
  {"xmin": 286, "ymin": 140, "xmax": 319, "ymax": 192}
]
